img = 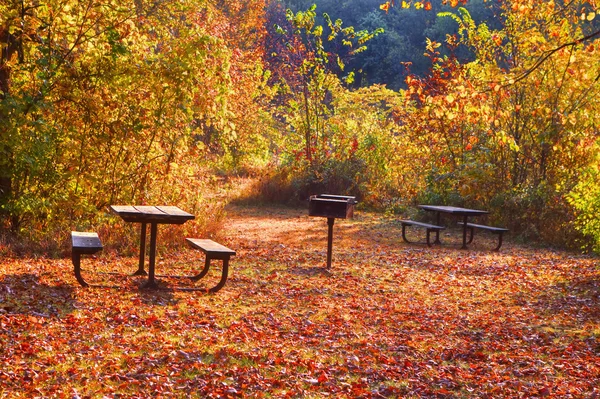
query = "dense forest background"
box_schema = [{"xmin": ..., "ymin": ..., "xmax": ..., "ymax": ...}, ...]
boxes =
[
  {"xmin": 280, "ymin": 0, "xmax": 504, "ymax": 89},
  {"xmin": 1, "ymin": 0, "xmax": 599, "ymax": 253}
]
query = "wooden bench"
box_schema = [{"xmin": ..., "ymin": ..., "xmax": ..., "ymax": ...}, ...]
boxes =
[
  {"xmin": 71, "ymin": 231, "xmax": 103, "ymax": 287},
  {"xmin": 186, "ymin": 238, "xmax": 235, "ymax": 293},
  {"xmin": 399, "ymin": 220, "xmax": 445, "ymax": 247},
  {"xmin": 458, "ymin": 222, "xmax": 509, "ymax": 251}
]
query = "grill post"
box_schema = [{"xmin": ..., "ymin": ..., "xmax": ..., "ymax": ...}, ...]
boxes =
[
  {"xmin": 326, "ymin": 217, "xmax": 334, "ymax": 269},
  {"xmin": 308, "ymin": 194, "xmax": 356, "ymax": 269}
]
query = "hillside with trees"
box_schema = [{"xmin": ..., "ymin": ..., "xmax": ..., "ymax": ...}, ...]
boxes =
[{"xmin": 279, "ymin": 0, "xmax": 504, "ymax": 88}]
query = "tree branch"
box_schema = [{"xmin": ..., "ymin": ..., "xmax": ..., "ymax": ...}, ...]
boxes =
[{"xmin": 512, "ymin": 28, "xmax": 600, "ymax": 84}]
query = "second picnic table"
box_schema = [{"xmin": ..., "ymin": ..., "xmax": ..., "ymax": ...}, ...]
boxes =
[
  {"xmin": 418, "ymin": 205, "xmax": 489, "ymax": 249},
  {"xmin": 110, "ymin": 205, "xmax": 195, "ymax": 289}
]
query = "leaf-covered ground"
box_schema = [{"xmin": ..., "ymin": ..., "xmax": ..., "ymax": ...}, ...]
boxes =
[{"xmin": 1, "ymin": 205, "xmax": 599, "ymax": 398}]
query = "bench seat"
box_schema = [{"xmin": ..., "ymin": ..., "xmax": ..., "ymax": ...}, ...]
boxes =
[
  {"xmin": 458, "ymin": 222, "xmax": 508, "ymax": 251},
  {"xmin": 71, "ymin": 231, "xmax": 103, "ymax": 287},
  {"xmin": 399, "ymin": 220, "xmax": 445, "ymax": 247},
  {"xmin": 186, "ymin": 238, "xmax": 235, "ymax": 293}
]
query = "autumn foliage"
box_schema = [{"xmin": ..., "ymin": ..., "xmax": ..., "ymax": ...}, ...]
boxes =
[
  {"xmin": 1, "ymin": 1, "xmax": 600, "ymax": 396},
  {"xmin": 1, "ymin": 0, "xmax": 599, "ymax": 251}
]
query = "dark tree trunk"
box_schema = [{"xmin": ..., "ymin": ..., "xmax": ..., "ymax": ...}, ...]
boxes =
[{"xmin": 0, "ymin": 27, "xmax": 20, "ymax": 204}]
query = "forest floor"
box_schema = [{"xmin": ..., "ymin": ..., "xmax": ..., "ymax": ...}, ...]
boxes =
[{"xmin": 1, "ymin": 203, "xmax": 599, "ymax": 398}]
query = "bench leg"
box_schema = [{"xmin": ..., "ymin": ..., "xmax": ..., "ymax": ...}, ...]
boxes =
[
  {"xmin": 494, "ymin": 233, "xmax": 504, "ymax": 251},
  {"xmin": 191, "ymin": 256, "xmax": 211, "ymax": 281},
  {"xmin": 71, "ymin": 252, "xmax": 89, "ymax": 288},
  {"xmin": 210, "ymin": 257, "xmax": 230, "ymax": 293},
  {"xmin": 466, "ymin": 226, "xmax": 474, "ymax": 244},
  {"xmin": 401, "ymin": 224, "xmax": 412, "ymax": 243},
  {"xmin": 426, "ymin": 229, "xmax": 433, "ymax": 247},
  {"xmin": 190, "ymin": 255, "xmax": 230, "ymax": 292}
]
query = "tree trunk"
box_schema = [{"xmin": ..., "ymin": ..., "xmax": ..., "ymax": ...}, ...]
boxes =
[
  {"xmin": 303, "ymin": 81, "xmax": 312, "ymax": 162},
  {"xmin": 0, "ymin": 27, "xmax": 18, "ymax": 204}
]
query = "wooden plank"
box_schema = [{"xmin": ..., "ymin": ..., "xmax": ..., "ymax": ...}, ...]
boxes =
[
  {"xmin": 400, "ymin": 220, "xmax": 445, "ymax": 230},
  {"xmin": 110, "ymin": 205, "xmax": 144, "ymax": 222},
  {"xmin": 111, "ymin": 205, "xmax": 195, "ymax": 224},
  {"xmin": 110, "ymin": 205, "xmax": 140, "ymax": 215},
  {"xmin": 419, "ymin": 205, "xmax": 489, "ymax": 216},
  {"xmin": 186, "ymin": 238, "xmax": 236, "ymax": 255},
  {"xmin": 134, "ymin": 206, "xmax": 165, "ymax": 215},
  {"xmin": 156, "ymin": 206, "xmax": 195, "ymax": 219},
  {"xmin": 71, "ymin": 231, "xmax": 103, "ymax": 253},
  {"xmin": 459, "ymin": 222, "xmax": 508, "ymax": 232}
]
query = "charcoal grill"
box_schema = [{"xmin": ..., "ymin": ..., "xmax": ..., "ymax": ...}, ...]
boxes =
[{"xmin": 308, "ymin": 194, "xmax": 357, "ymax": 268}]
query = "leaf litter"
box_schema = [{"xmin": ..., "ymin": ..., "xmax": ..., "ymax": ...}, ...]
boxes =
[{"xmin": 0, "ymin": 205, "xmax": 599, "ymax": 398}]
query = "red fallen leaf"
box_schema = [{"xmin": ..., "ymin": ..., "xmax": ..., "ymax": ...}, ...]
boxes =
[
  {"xmin": 27, "ymin": 316, "xmax": 42, "ymax": 325},
  {"xmin": 19, "ymin": 342, "xmax": 32, "ymax": 353},
  {"xmin": 144, "ymin": 315, "xmax": 159, "ymax": 326},
  {"xmin": 317, "ymin": 372, "xmax": 329, "ymax": 383},
  {"xmin": 351, "ymin": 382, "xmax": 369, "ymax": 396}
]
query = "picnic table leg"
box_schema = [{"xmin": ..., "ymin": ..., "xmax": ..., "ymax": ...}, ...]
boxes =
[
  {"xmin": 326, "ymin": 217, "xmax": 334, "ymax": 269},
  {"xmin": 461, "ymin": 215, "xmax": 469, "ymax": 249},
  {"xmin": 434, "ymin": 212, "xmax": 442, "ymax": 244},
  {"xmin": 142, "ymin": 223, "xmax": 159, "ymax": 289},
  {"xmin": 134, "ymin": 222, "xmax": 148, "ymax": 276}
]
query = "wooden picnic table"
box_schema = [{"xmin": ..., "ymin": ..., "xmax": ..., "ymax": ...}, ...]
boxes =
[
  {"xmin": 110, "ymin": 205, "xmax": 195, "ymax": 289},
  {"xmin": 418, "ymin": 205, "xmax": 489, "ymax": 249}
]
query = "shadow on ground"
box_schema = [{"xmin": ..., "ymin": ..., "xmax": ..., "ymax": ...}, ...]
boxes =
[
  {"xmin": 0, "ymin": 273, "xmax": 76, "ymax": 317},
  {"xmin": 529, "ymin": 273, "xmax": 600, "ymax": 326}
]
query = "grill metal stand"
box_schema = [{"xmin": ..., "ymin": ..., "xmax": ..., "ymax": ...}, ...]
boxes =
[{"xmin": 308, "ymin": 194, "xmax": 357, "ymax": 269}]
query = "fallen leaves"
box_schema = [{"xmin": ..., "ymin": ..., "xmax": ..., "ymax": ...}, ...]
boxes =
[{"xmin": 0, "ymin": 205, "xmax": 599, "ymax": 397}]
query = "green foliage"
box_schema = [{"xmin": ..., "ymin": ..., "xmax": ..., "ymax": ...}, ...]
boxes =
[
  {"xmin": 567, "ymin": 159, "xmax": 600, "ymax": 253},
  {"xmin": 260, "ymin": 3, "xmax": 386, "ymax": 207},
  {"xmin": 255, "ymin": 82, "xmax": 405, "ymax": 207},
  {"xmin": 281, "ymin": 0, "xmax": 502, "ymax": 89}
]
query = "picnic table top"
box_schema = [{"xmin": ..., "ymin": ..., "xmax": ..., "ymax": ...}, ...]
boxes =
[
  {"xmin": 110, "ymin": 205, "xmax": 195, "ymax": 224},
  {"xmin": 418, "ymin": 205, "xmax": 489, "ymax": 216}
]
